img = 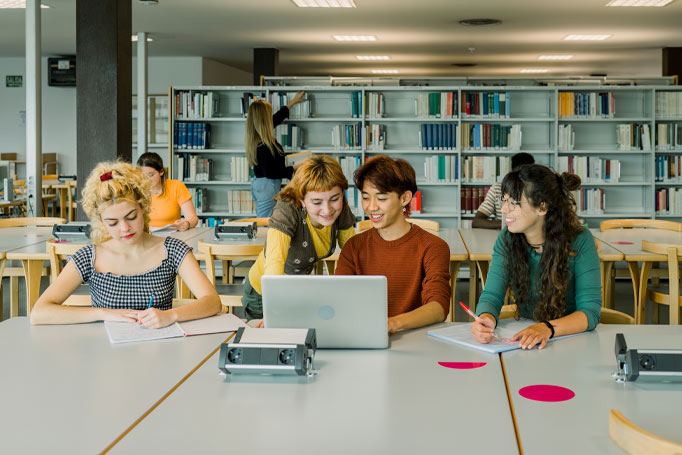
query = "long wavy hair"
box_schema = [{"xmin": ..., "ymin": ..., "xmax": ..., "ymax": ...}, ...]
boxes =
[
  {"xmin": 245, "ymin": 100, "xmax": 282, "ymax": 167},
  {"xmin": 501, "ymin": 164, "xmax": 582, "ymax": 322},
  {"xmin": 277, "ymin": 155, "xmax": 349, "ymax": 207}
]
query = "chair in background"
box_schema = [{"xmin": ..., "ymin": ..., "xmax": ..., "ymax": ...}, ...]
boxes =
[
  {"xmin": 45, "ymin": 240, "xmax": 91, "ymax": 307},
  {"xmin": 198, "ymin": 239, "xmax": 264, "ymax": 313},
  {"xmin": 609, "ymin": 409, "xmax": 682, "ymax": 455},
  {"xmin": 66, "ymin": 180, "xmax": 78, "ymax": 221},
  {"xmin": 222, "ymin": 217, "xmax": 269, "ymax": 283},
  {"xmin": 498, "ymin": 304, "xmax": 634, "ymax": 324},
  {"xmin": 639, "ymin": 240, "xmax": 682, "ymax": 325},
  {"xmin": 0, "ymin": 217, "xmax": 65, "ymax": 228}
]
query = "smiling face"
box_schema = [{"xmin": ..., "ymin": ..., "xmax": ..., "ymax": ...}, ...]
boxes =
[
  {"xmin": 100, "ymin": 200, "xmax": 145, "ymax": 243},
  {"xmin": 300, "ymin": 186, "xmax": 344, "ymax": 229},
  {"xmin": 361, "ymin": 181, "xmax": 410, "ymax": 230},
  {"xmin": 501, "ymin": 192, "xmax": 547, "ymax": 236}
]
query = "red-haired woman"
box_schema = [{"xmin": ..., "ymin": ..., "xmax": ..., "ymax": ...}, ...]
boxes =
[
  {"xmin": 335, "ymin": 155, "xmax": 451, "ymax": 334},
  {"xmin": 242, "ymin": 154, "xmax": 356, "ymax": 319}
]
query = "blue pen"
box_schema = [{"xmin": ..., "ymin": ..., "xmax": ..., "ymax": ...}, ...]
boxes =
[{"xmin": 148, "ymin": 295, "xmax": 155, "ymax": 309}]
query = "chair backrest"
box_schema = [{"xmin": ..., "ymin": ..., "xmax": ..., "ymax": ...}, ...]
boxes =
[
  {"xmin": 198, "ymin": 239, "xmax": 264, "ymax": 285},
  {"xmin": 641, "ymin": 240, "xmax": 682, "ymax": 325},
  {"xmin": 0, "ymin": 217, "xmax": 66, "ymax": 228},
  {"xmin": 356, "ymin": 218, "xmax": 440, "ymax": 232},
  {"xmin": 46, "ymin": 240, "xmax": 86, "ymax": 281},
  {"xmin": 498, "ymin": 304, "xmax": 634, "ymax": 324},
  {"xmin": 237, "ymin": 217, "xmax": 270, "ymax": 227},
  {"xmin": 609, "ymin": 409, "xmax": 682, "ymax": 455},
  {"xmin": 641, "ymin": 239, "xmax": 682, "ymax": 257},
  {"xmin": 601, "ymin": 219, "xmax": 682, "ymax": 232}
]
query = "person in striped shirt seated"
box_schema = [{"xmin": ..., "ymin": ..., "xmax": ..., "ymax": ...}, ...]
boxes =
[
  {"xmin": 335, "ymin": 155, "xmax": 451, "ymax": 334},
  {"xmin": 472, "ymin": 152, "xmax": 535, "ymax": 229}
]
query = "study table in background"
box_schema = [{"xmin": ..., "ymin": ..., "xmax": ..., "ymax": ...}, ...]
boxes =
[{"xmin": 0, "ymin": 317, "xmax": 230, "ymax": 455}]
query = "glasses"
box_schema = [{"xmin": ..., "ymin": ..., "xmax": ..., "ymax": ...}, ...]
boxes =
[{"xmin": 501, "ymin": 197, "xmax": 522, "ymax": 210}]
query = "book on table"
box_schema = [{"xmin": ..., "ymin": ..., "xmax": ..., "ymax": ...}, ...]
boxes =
[{"xmin": 104, "ymin": 313, "xmax": 247, "ymax": 344}]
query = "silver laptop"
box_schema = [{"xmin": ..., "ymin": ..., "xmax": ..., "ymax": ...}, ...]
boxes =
[{"xmin": 261, "ymin": 275, "xmax": 389, "ymax": 349}]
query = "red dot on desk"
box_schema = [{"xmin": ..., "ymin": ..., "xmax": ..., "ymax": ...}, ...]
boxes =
[
  {"xmin": 438, "ymin": 362, "xmax": 487, "ymax": 369},
  {"xmin": 519, "ymin": 385, "xmax": 575, "ymax": 402},
  {"xmin": 611, "ymin": 241, "xmax": 633, "ymax": 245}
]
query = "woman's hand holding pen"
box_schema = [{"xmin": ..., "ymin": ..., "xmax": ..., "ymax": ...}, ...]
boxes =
[
  {"xmin": 470, "ymin": 313, "xmax": 497, "ymax": 344},
  {"xmin": 137, "ymin": 308, "xmax": 176, "ymax": 329}
]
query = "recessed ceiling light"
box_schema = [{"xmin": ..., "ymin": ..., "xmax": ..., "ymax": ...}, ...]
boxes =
[
  {"xmin": 333, "ymin": 35, "xmax": 377, "ymax": 41},
  {"xmin": 131, "ymin": 35, "xmax": 153, "ymax": 42},
  {"xmin": 0, "ymin": 1, "xmax": 49, "ymax": 8},
  {"xmin": 606, "ymin": 0, "xmax": 675, "ymax": 6},
  {"xmin": 356, "ymin": 56, "xmax": 390, "ymax": 60},
  {"xmin": 520, "ymin": 69, "xmax": 549, "ymax": 73},
  {"xmin": 292, "ymin": 0, "xmax": 356, "ymax": 6},
  {"xmin": 371, "ymin": 69, "xmax": 398, "ymax": 74},
  {"xmin": 538, "ymin": 55, "xmax": 574, "ymax": 60},
  {"xmin": 564, "ymin": 34, "xmax": 612, "ymax": 41}
]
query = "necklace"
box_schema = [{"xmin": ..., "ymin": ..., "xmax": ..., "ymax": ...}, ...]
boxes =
[{"xmin": 529, "ymin": 241, "xmax": 544, "ymax": 252}]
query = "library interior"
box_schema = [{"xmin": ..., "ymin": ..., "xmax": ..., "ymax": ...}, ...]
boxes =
[{"xmin": 1, "ymin": 0, "xmax": 682, "ymax": 454}]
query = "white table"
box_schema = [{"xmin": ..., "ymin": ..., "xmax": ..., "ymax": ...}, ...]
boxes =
[
  {"xmin": 109, "ymin": 324, "xmax": 519, "ymax": 454},
  {"xmin": 502, "ymin": 324, "xmax": 682, "ymax": 454},
  {"xmin": 0, "ymin": 317, "xmax": 231, "ymax": 455}
]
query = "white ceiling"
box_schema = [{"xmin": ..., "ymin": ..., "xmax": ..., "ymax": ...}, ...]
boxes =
[{"xmin": 0, "ymin": 0, "xmax": 681, "ymax": 77}]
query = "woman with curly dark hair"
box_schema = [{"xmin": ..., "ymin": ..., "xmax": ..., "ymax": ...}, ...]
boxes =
[{"xmin": 471, "ymin": 164, "xmax": 601, "ymax": 349}]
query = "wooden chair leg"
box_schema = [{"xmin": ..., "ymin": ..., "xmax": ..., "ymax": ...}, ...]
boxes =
[
  {"xmin": 222, "ymin": 260, "xmax": 229, "ymax": 284},
  {"xmin": 10, "ymin": 276, "xmax": 20, "ymax": 317},
  {"xmin": 668, "ymin": 248, "xmax": 680, "ymax": 325},
  {"xmin": 636, "ymin": 262, "xmax": 652, "ymax": 324},
  {"xmin": 449, "ymin": 261, "xmax": 461, "ymax": 322}
]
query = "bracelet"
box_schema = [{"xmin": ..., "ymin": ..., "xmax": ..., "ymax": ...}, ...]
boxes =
[{"xmin": 541, "ymin": 320, "xmax": 555, "ymax": 339}]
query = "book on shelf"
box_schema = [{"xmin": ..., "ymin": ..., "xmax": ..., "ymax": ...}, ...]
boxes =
[
  {"xmin": 419, "ymin": 123, "xmax": 458, "ymax": 151},
  {"xmin": 572, "ymin": 188, "xmax": 605, "ymax": 215},
  {"xmin": 460, "ymin": 186, "xmax": 489, "ymax": 214},
  {"xmin": 188, "ymin": 187, "xmax": 209, "ymax": 214},
  {"xmin": 227, "ymin": 189, "xmax": 256, "ymax": 215},
  {"xmin": 285, "ymin": 150, "xmax": 313, "ymax": 167},
  {"xmin": 178, "ymin": 155, "xmax": 214, "ymax": 182},
  {"xmin": 655, "ymin": 155, "xmax": 682, "ymax": 183},
  {"xmin": 240, "ymin": 92, "xmax": 264, "ymax": 117},
  {"xmin": 365, "ymin": 92, "xmax": 384, "ymax": 118},
  {"xmin": 461, "ymin": 156, "xmax": 511, "ymax": 183},
  {"xmin": 174, "ymin": 122, "xmax": 211, "ymax": 150},
  {"xmin": 365, "ymin": 124, "xmax": 386, "ymax": 150},
  {"xmin": 558, "ymin": 124, "xmax": 575, "ymax": 151},
  {"xmin": 462, "ymin": 123, "xmax": 521, "ymax": 151},
  {"xmin": 174, "ymin": 91, "xmax": 219, "ymax": 119},
  {"xmin": 557, "ymin": 156, "xmax": 620, "ymax": 183},
  {"xmin": 230, "ymin": 156, "xmax": 250, "ymax": 182},
  {"xmin": 423, "ymin": 155, "xmax": 458, "ymax": 183},
  {"xmin": 461, "ymin": 91, "xmax": 510, "ymax": 118},
  {"xmin": 275, "ymin": 123, "xmax": 304, "ymax": 151},
  {"xmin": 558, "ymin": 92, "xmax": 615, "ymax": 119},
  {"xmin": 337, "ymin": 155, "xmax": 361, "ymax": 183},
  {"xmin": 616, "ymin": 124, "xmax": 651, "ymax": 151},
  {"xmin": 656, "ymin": 188, "xmax": 682, "ymax": 215},
  {"xmin": 410, "ymin": 190, "xmax": 422, "ymax": 214},
  {"xmin": 656, "ymin": 124, "xmax": 682, "ymax": 150},
  {"xmin": 269, "ymin": 92, "xmax": 311, "ymax": 119},
  {"xmin": 345, "ymin": 187, "xmax": 362, "ymax": 217},
  {"xmin": 655, "ymin": 92, "xmax": 682, "ymax": 118},
  {"xmin": 350, "ymin": 91, "xmax": 362, "ymax": 118},
  {"xmin": 332, "ymin": 123, "xmax": 363, "ymax": 150},
  {"xmin": 415, "ymin": 92, "xmax": 458, "ymax": 119}
]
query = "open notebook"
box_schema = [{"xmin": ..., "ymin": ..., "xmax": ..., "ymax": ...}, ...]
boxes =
[
  {"xmin": 427, "ymin": 318, "xmax": 585, "ymax": 354},
  {"xmin": 104, "ymin": 314, "xmax": 247, "ymax": 344}
]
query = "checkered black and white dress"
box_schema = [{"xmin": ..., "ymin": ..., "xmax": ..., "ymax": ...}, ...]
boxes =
[{"xmin": 69, "ymin": 237, "xmax": 191, "ymax": 310}]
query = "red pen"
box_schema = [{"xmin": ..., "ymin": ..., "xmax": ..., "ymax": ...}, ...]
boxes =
[{"xmin": 459, "ymin": 301, "xmax": 498, "ymax": 339}]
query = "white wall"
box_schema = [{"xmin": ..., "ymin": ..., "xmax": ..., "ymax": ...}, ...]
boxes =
[{"xmin": 202, "ymin": 58, "xmax": 253, "ymax": 86}]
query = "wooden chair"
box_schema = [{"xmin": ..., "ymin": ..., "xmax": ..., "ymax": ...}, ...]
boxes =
[
  {"xmin": 0, "ymin": 217, "xmax": 65, "ymax": 228},
  {"xmin": 223, "ymin": 218, "xmax": 269, "ymax": 282},
  {"xmin": 45, "ymin": 240, "xmax": 92, "ymax": 307},
  {"xmin": 600, "ymin": 219, "xmax": 682, "ymax": 232},
  {"xmin": 198, "ymin": 239, "xmax": 264, "ymax": 313},
  {"xmin": 356, "ymin": 218, "xmax": 440, "ymax": 232},
  {"xmin": 609, "ymin": 409, "xmax": 682, "ymax": 455},
  {"xmin": 498, "ymin": 304, "xmax": 634, "ymax": 324},
  {"xmin": 639, "ymin": 240, "xmax": 682, "ymax": 325},
  {"xmin": 66, "ymin": 180, "xmax": 78, "ymax": 222}
]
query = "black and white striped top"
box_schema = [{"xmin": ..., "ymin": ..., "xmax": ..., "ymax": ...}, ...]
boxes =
[{"xmin": 69, "ymin": 237, "xmax": 191, "ymax": 310}]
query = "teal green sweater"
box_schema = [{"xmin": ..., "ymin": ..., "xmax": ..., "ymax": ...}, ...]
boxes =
[{"xmin": 476, "ymin": 228, "xmax": 602, "ymax": 330}]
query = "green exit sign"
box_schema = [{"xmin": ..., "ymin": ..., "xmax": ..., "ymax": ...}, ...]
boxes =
[{"xmin": 6, "ymin": 75, "xmax": 23, "ymax": 88}]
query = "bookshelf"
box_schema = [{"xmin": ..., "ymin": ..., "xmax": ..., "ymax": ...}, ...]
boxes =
[{"xmin": 169, "ymin": 83, "xmax": 682, "ymax": 228}]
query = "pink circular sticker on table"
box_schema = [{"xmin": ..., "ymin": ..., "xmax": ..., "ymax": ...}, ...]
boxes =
[
  {"xmin": 438, "ymin": 361, "xmax": 487, "ymax": 369},
  {"xmin": 611, "ymin": 241, "xmax": 633, "ymax": 245},
  {"xmin": 518, "ymin": 385, "xmax": 575, "ymax": 402}
]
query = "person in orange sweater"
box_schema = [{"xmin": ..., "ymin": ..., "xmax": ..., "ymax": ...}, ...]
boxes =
[
  {"xmin": 335, "ymin": 155, "xmax": 451, "ymax": 334},
  {"xmin": 137, "ymin": 152, "xmax": 199, "ymax": 231}
]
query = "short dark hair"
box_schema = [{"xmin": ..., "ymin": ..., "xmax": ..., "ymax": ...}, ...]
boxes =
[
  {"xmin": 511, "ymin": 152, "xmax": 535, "ymax": 171},
  {"xmin": 354, "ymin": 155, "xmax": 417, "ymax": 216}
]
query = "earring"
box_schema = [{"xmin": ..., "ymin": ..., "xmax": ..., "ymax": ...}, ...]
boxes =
[{"xmin": 402, "ymin": 206, "xmax": 406, "ymax": 213}]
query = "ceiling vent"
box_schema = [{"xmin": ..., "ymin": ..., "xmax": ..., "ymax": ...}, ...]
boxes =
[{"xmin": 459, "ymin": 18, "xmax": 502, "ymax": 26}]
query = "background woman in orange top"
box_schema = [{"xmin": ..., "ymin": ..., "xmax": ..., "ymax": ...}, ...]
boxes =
[{"xmin": 137, "ymin": 152, "xmax": 199, "ymax": 231}]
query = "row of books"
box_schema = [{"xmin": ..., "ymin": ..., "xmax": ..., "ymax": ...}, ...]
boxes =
[
  {"xmin": 410, "ymin": 191, "xmax": 422, "ymax": 214},
  {"xmin": 415, "ymin": 92, "xmax": 458, "ymax": 119},
  {"xmin": 461, "ymin": 156, "xmax": 511, "ymax": 183},
  {"xmin": 572, "ymin": 188, "xmax": 606, "ymax": 215},
  {"xmin": 275, "ymin": 124, "xmax": 304, "ymax": 150},
  {"xmin": 461, "ymin": 92, "xmax": 511, "ymax": 118},
  {"xmin": 365, "ymin": 124, "xmax": 386, "ymax": 150},
  {"xmin": 239, "ymin": 93, "xmax": 263, "ymax": 117},
  {"xmin": 461, "ymin": 123, "xmax": 522, "ymax": 151},
  {"xmin": 656, "ymin": 123, "xmax": 682, "ymax": 150},
  {"xmin": 226, "ymin": 189, "xmax": 256, "ymax": 215},
  {"xmin": 419, "ymin": 123, "xmax": 458, "ymax": 150},
  {"xmin": 338, "ymin": 156, "xmax": 361, "ymax": 184},
  {"xmin": 175, "ymin": 91, "xmax": 219, "ymax": 119},
  {"xmin": 331, "ymin": 123, "xmax": 363, "ymax": 150},
  {"xmin": 269, "ymin": 92, "xmax": 311, "ymax": 119},
  {"xmin": 350, "ymin": 91, "xmax": 363, "ymax": 118},
  {"xmin": 188, "ymin": 188, "xmax": 209, "ymax": 214},
  {"xmin": 461, "ymin": 186, "xmax": 491, "ymax": 214},
  {"xmin": 173, "ymin": 122, "xmax": 211, "ymax": 150},
  {"xmin": 345, "ymin": 188, "xmax": 363, "ymax": 217},
  {"xmin": 424, "ymin": 155, "xmax": 459, "ymax": 183},
  {"xmin": 558, "ymin": 124, "xmax": 575, "ymax": 151},
  {"xmin": 177, "ymin": 155, "xmax": 214, "ymax": 182},
  {"xmin": 559, "ymin": 92, "xmax": 615, "ymax": 119},
  {"xmin": 655, "ymin": 155, "xmax": 682, "ymax": 183},
  {"xmin": 365, "ymin": 92, "xmax": 384, "ymax": 119},
  {"xmin": 655, "ymin": 92, "xmax": 682, "ymax": 118},
  {"xmin": 230, "ymin": 156, "xmax": 251, "ymax": 183},
  {"xmin": 616, "ymin": 124, "xmax": 652, "ymax": 151},
  {"xmin": 655, "ymin": 188, "xmax": 682, "ymax": 215},
  {"xmin": 557, "ymin": 156, "xmax": 621, "ymax": 183}
]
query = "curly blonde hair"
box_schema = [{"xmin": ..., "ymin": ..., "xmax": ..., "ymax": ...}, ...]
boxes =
[{"xmin": 81, "ymin": 161, "xmax": 152, "ymax": 243}]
